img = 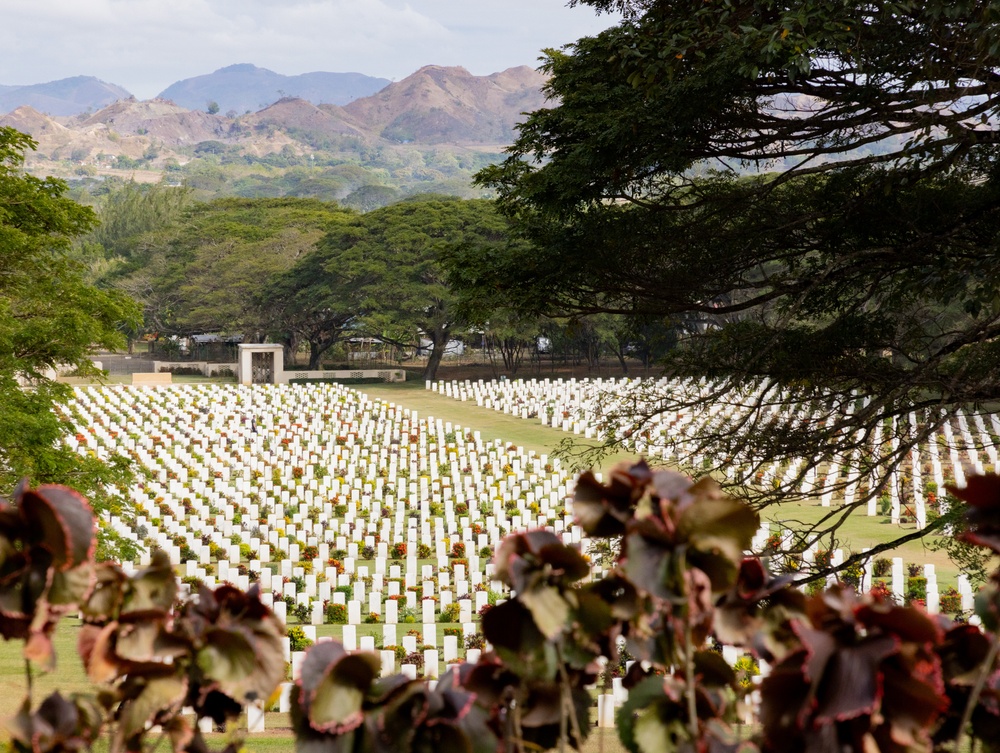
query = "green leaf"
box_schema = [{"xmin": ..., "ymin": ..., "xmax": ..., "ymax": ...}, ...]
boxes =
[
  {"xmin": 309, "ymin": 653, "xmax": 380, "ymax": 733},
  {"xmin": 197, "ymin": 628, "xmax": 256, "ymax": 684},
  {"xmin": 121, "ymin": 550, "xmax": 177, "ymax": 616},
  {"xmin": 119, "ymin": 675, "xmax": 187, "ymax": 741},
  {"xmin": 519, "ymin": 585, "xmax": 569, "ymax": 639}
]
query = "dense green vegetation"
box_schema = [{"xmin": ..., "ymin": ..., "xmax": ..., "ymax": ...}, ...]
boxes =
[
  {"xmin": 64, "ymin": 142, "xmax": 500, "ymax": 211},
  {"xmin": 80, "ymin": 184, "xmax": 667, "ymax": 381},
  {"xmin": 0, "ymin": 127, "xmax": 139, "ymax": 557},
  {"xmin": 457, "ymin": 0, "xmax": 1000, "ymax": 513}
]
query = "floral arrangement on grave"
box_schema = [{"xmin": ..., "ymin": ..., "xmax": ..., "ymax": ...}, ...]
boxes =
[{"xmin": 10, "ymin": 464, "xmax": 1000, "ymax": 753}]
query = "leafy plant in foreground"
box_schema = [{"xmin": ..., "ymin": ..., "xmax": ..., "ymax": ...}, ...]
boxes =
[{"xmin": 10, "ymin": 461, "xmax": 1000, "ymax": 753}]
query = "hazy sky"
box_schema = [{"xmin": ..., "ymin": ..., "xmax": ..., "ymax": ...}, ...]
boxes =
[{"xmin": 0, "ymin": 1, "xmax": 620, "ymax": 98}]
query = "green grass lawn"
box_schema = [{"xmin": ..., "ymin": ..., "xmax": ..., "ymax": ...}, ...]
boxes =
[{"xmin": 360, "ymin": 381, "xmax": 636, "ymax": 474}]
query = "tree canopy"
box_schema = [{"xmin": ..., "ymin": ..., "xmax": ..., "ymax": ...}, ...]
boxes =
[
  {"xmin": 0, "ymin": 127, "xmax": 140, "ymax": 556},
  {"xmin": 464, "ymin": 1, "xmax": 1000, "ymax": 514},
  {"xmin": 442, "ymin": 0, "xmax": 1000, "ymax": 568},
  {"xmin": 298, "ymin": 196, "xmax": 513, "ymax": 379},
  {"xmin": 112, "ymin": 197, "xmax": 355, "ymax": 348}
]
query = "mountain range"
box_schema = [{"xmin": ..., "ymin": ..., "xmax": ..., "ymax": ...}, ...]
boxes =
[
  {"xmin": 0, "ymin": 64, "xmax": 548, "ymax": 202},
  {"xmin": 0, "ymin": 63, "xmax": 452, "ymax": 118},
  {"xmin": 0, "ymin": 64, "xmax": 546, "ymax": 150},
  {"xmin": 157, "ymin": 64, "xmax": 391, "ymax": 114},
  {"xmin": 0, "ymin": 76, "xmax": 131, "ymax": 117}
]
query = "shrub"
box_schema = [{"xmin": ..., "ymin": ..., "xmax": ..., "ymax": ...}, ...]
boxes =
[
  {"xmin": 840, "ymin": 560, "xmax": 863, "ymax": 590},
  {"xmin": 403, "ymin": 651, "xmax": 425, "ymax": 670},
  {"xmin": 325, "ymin": 602, "xmax": 348, "ymax": 624},
  {"xmin": 438, "ymin": 603, "xmax": 461, "ymax": 623},
  {"xmin": 940, "ymin": 586, "xmax": 962, "ymax": 614},
  {"xmin": 287, "ymin": 625, "xmax": 314, "ymax": 652},
  {"xmin": 873, "ymin": 557, "xmax": 892, "ymax": 577},
  {"xmin": 293, "ymin": 603, "xmax": 311, "ymax": 623},
  {"xmin": 869, "ymin": 580, "xmax": 894, "ymax": 602},
  {"xmin": 417, "ymin": 543, "xmax": 432, "ymax": 558},
  {"xmin": 383, "ymin": 644, "xmax": 406, "ymax": 660},
  {"xmin": 762, "ymin": 532, "xmax": 782, "ymax": 554},
  {"xmin": 906, "ymin": 575, "xmax": 927, "ymax": 604},
  {"xmin": 391, "ymin": 542, "xmax": 407, "ymax": 558},
  {"xmin": 733, "ymin": 655, "xmax": 759, "ymax": 688}
]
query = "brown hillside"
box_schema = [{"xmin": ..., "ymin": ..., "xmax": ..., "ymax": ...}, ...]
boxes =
[
  {"xmin": 342, "ymin": 65, "xmax": 549, "ymax": 145},
  {"xmin": 245, "ymin": 98, "xmax": 368, "ymax": 141},
  {"xmin": 80, "ymin": 98, "xmax": 231, "ymax": 145},
  {"xmin": 0, "ymin": 105, "xmax": 137, "ymax": 162},
  {"xmin": 4, "ymin": 65, "xmax": 550, "ymax": 181},
  {"xmin": 0, "ymin": 106, "xmax": 68, "ymax": 137}
]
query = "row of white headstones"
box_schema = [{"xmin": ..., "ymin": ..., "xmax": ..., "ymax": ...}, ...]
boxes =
[
  {"xmin": 428, "ymin": 377, "xmax": 985, "ymax": 608},
  {"xmin": 64, "ymin": 380, "xmax": 968, "ymax": 731},
  {"xmin": 67, "ymin": 383, "xmax": 637, "ymax": 729},
  {"xmin": 429, "ymin": 376, "xmax": 1000, "ymax": 530}
]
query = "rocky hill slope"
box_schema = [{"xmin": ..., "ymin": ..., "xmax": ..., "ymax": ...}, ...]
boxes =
[{"xmin": 0, "ymin": 65, "xmax": 549, "ymax": 205}]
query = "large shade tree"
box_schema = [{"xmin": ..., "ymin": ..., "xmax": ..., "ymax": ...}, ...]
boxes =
[
  {"xmin": 0, "ymin": 127, "xmax": 140, "ymax": 557},
  {"xmin": 119, "ymin": 197, "xmax": 356, "ymax": 359},
  {"xmin": 300, "ymin": 196, "xmax": 513, "ymax": 380},
  {"xmin": 461, "ymin": 0, "xmax": 1000, "ymax": 559}
]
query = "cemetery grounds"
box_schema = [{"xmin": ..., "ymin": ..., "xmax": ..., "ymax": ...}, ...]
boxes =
[{"xmin": 0, "ymin": 374, "xmax": 974, "ymax": 748}]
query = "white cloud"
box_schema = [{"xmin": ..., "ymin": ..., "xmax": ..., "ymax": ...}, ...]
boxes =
[{"xmin": 0, "ymin": 0, "xmax": 617, "ymax": 98}]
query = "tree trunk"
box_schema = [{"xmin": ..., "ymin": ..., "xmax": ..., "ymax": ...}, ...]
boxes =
[
  {"xmin": 423, "ymin": 344, "xmax": 446, "ymax": 381},
  {"xmin": 614, "ymin": 346, "xmax": 629, "ymax": 375},
  {"xmin": 307, "ymin": 338, "xmax": 338, "ymax": 370},
  {"xmin": 422, "ymin": 326, "xmax": 450, "ymax": 381}
]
